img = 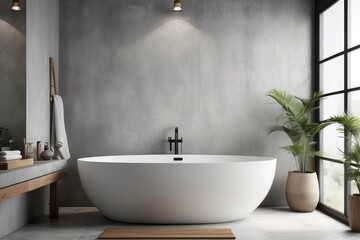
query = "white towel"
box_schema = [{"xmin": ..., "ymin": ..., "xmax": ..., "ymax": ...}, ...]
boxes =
[
  {"xmin": 51, "ymin": 95, "xmax": 71, "ymax": 160},
  {"xmin": 0, "ymin": 155, "xmax": 22, "ymax": 161},
  {"xmin": 0, "ymin": 150, "xmax": 21, "ymax": 157}
]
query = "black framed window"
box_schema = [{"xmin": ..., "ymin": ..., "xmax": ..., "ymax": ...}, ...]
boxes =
[{"xmin": 316, "ymin": 0, "xmax": 360, "ymax": 222}]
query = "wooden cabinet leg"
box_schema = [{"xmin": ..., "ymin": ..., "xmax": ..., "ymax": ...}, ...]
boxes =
[{"xmin": 49, "ymin": 181, "xmax": 59, "ymax": 218}]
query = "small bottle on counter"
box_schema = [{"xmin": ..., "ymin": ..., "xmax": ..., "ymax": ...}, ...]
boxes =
[
  {"xmin": 36, "ymin": 141, "xmax": 42, "ymax": 161},
  {"xmin": 25, "ymin": 142, "xmax": 35, "ymax": 159},
  {"xmin": 9, "ymin": 140, "xmax": 14, "ymax": 150},
  {"xmin": 40, "ymin": 142, "xmax": 54, "ymax": 160}
]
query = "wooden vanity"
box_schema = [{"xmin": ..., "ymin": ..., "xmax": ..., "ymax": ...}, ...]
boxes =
[{"xmin": 0, "ymin": 160, "xmax": 67, "ymax": 218}]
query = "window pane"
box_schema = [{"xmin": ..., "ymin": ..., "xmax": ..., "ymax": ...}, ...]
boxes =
[
  {"xmin": 320, "ymin": 0, "xmax": 344, "ymax": 60},
  {"xmin": 322, "ymin": 160, "xmax": 344, "ymax": 213},
  {"xmin": 348, "ymin": 50, "xmax": 360, "ymax": 88},
  {"xmin": 320, "ymin": 94, "xmax": 344, "ymax": 121},
  {"xmin": 320, "ymin": 56, "xmax": 344, "ymax": 93},
  {"xmin": 320, "ymin": 124, "xmax": 344, "ymax": 159},
  {"xmin": 349, "ymin": 91, "xmax": 360, "ymax": 114},
  {"xmin": 349, "ymin": 0, "xmax": 360, "ymax": 48}
]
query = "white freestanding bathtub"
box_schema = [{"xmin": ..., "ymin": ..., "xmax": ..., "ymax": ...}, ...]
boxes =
[{"xmin": 78, "ymin": 155, "xmax": 276, "ymax": 224}]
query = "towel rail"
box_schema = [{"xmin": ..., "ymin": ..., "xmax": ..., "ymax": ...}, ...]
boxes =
[{"xmin": 50, "ymin": 57, "xmax": 57, "ymax": 101}]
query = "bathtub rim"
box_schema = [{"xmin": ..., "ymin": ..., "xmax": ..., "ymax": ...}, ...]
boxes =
[{"xmin": 78, "ymin": 154, "xmax": 276, "ymax": 164}]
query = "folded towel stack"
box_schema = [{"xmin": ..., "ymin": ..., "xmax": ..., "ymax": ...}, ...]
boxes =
[{"xmin": 0, "ymin": 150, "xmax": 22, "ymax": 161}]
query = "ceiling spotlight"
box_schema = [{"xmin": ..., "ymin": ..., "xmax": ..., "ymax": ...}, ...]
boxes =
[
  {"xmin": 11, "ymin": 0, "xmax": 22, "ymax": 12},
  {"xmin": 173, "ymin": 0, "xmax": 183, "ymax": 12}
]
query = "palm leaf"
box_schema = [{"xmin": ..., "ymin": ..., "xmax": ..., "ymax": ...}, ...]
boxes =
[
  {"xmin": 267, "ymin": 89, "xmax": 305, "ymax": 124},
  {"xmin": 268, "ymin": 125, "xmax": 301, "ymax": 144},
  {"xmin": 328, "ymin": 113, "xmax": 360, "ymax": 138},
  {"xmin": 267, "ymin": 89, "xmax": 328, "ymax": 173},
  {"xmin": 296, "ymin": 91, "xmax": 324, "ymax": 115},
  {"xmin": 330, "ymin": 113, "xmax": 360, "ymax": 193}
]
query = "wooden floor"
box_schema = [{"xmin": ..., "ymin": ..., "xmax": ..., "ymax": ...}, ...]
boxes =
[{"xmin": 2, "ymin": 207, "xmax": 359, "ymax": 240}]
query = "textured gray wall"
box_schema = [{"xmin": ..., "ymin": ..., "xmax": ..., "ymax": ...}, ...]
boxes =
[
  {"xmin": 0, "ymin": 2, "xmax": 27, "ymax": 238},
  {"xmin": 0, "ymin": 1, "xmax": 26, "ymax": 152},
  {"xmin": 26, "ymin": 0, "xmax": 59, "ymax": 224},
  {"xmin": 27, "ymin": 0, "xmax": 59, "ymax": 143},
  {"xmin": 0, "ymin": 0, "xmax": 59, "ymax": 238},
  {"xmin": 60, "ymin": 0, "xmax": 314, "ymax": 207}
]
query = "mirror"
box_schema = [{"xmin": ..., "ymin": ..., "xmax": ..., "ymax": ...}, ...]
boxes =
[{"xmin": 0, "ymin": 1, "xmax": 26, "ymax": 152}]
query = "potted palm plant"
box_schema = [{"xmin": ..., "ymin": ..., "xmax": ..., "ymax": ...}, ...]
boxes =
[
  {"xmin": 267, "ymin": 89, "xmax": 332, "ymax": 212},
  {"xmin": 328, "ymin": 114, "xmax": 360, "ymax": 232}
]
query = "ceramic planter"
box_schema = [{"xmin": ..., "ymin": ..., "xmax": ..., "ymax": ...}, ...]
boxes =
[
  {"xmin": 285, "ymin": 171, "xmax": 319, "ymax": 212},
  {"xmin": 40, "ymin": 148, "xmax": 54, "ymax": 160},
  {"xmin": 348, "ymin": 194, "xmax": 360, "ymax": 232}
]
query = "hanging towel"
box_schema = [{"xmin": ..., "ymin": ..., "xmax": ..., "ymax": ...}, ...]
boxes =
[
  {"xmin": 51, "ymin": 95, "xmax": 71, "ymax": 160},
  {"xmin": 0, "ymin": 150, "xmax": 21, "ymax": 157},
  {"xmin": 0, "ymin": 154, "xmax": 22, "ymax": 161}
]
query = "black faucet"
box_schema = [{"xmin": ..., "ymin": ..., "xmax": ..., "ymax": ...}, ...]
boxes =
[{"xmin": 168, "ymin": 127, "xmax": 183, "ymax": 154}]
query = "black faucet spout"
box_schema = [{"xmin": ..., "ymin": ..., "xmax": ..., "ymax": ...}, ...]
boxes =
[
  {"xmin": 168, "ymin": 127, "xmax": 183, "ymax": 154},
  {"xmin": 175, "ymin": 127, "xmax": 179, "ymax": 154}
]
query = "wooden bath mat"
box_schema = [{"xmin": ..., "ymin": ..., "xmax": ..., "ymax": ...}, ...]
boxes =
[{"xmin": 98, "ymin": 228, "xmax": 235, "ymax": 239}]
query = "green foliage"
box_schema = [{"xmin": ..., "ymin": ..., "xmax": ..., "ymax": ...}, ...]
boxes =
[
  {"xmin": 328, "ymin": 113, "xmax": 360, "ymax": 194},
  {"xmin": 267, "ymin": 89, "xmax": 331, "ymax": 173}
]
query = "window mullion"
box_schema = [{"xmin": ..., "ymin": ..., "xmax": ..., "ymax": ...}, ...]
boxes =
[
  {"xmin": 343, "ymin": 0, "xmax": 350, "ymax": 216},
  {"xmin": 316, "ymin": 0, "xmax": 350, "ymax": 221}
]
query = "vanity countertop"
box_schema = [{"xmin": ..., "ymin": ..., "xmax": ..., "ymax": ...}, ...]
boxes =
[{"xmin": 0, "ymin": 159, "xmax": 67, "ymax": 189}]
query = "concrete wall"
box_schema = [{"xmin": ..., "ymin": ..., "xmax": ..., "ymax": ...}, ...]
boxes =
[
  {"xmin": 0, "ymin": 1, "xmax": 26, "ymax": 153},
  {"xmin": 0, "ymin": 188, "xmax": 47, "ymax": 239},
  {"xmin": 60, "ymin": 0, "xmax": 314, "ymax": 206},
  {"xmin": 0, "ymin": 0, "xmax": 59, "ymax": 238},
  {"xmin": 25, "ymin": 0, "xmax": 59, "ymax": 225},
  {"xmin": 27, "ymin": 0, "xmax": 59, "ymax": 143},
  {"xmin": 0, "ymin": 2, "xmax": 27, "ymax": 238}
]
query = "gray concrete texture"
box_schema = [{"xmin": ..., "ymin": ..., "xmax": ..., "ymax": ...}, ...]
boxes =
[
  {"xmin": 0, "ymin": 0, "xmax": 59, "ymax": 238},
  {"xmin": 59, "ymin": 0, "xmax": 314, "ymax": 207},
  {"xmin": 0, "ymin": 1, "xmax": 26, "ymax": 152},
  {"xmin": 0, "ymin": 2, "xmax": 27, "ymax": 238},
  {"xmin": 26, "ymin": 0, "xmax": 59, "ymax": 144},
  {"xmin": 25, "ymin": 0, "xmax": 60, "ymax": 232}
]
